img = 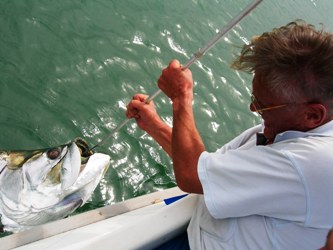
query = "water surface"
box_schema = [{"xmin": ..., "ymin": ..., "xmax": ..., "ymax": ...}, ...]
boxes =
[{"xmin": 0, "ymin": 0, "xmax": 332, "ymax": 226}]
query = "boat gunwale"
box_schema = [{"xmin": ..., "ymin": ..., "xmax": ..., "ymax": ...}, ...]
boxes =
[{"xmin": 1, "ymin": 187, "xmax": 188, "ymax": 250}]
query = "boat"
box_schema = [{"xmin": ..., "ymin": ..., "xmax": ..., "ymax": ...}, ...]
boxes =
[{"xmin": 1, "ymin": 187, "xmax": 198, "ymax": 250}]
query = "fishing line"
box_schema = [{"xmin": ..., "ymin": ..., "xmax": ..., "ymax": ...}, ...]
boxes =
[{"xmin": 90, "ymin": 0, "xmax": 263, "ymax": 151}]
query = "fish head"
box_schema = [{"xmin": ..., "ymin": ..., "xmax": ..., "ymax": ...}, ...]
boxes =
[{"xmin": 0, "ymin": 138, "xmax": 111, "ymax": 232}]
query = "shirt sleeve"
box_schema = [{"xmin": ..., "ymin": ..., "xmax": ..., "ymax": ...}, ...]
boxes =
[{"xmin": 198, "ymin": 145, "xmax": 307, "ymax": 223}]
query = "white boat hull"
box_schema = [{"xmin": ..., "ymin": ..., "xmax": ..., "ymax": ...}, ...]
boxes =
[{"xmin": 1, "ymin": 187, "xmax": 198, "ymax": 250}]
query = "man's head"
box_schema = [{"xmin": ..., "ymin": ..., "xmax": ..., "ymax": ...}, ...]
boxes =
[{"xmin": 232, "ymin": 20, "xmax": 333, "ymax": 141}]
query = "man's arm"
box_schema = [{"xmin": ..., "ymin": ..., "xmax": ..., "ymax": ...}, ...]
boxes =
[{"xmin": 158, "ymin": 60, "xmax": 204, "ymax": 194}]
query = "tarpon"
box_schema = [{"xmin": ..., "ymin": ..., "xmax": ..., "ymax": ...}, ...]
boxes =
[{"xmin": 0, "ymin": 138, "xmax": 110, "ymax": 232}]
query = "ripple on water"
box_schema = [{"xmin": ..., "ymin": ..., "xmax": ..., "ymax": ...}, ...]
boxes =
[{"xmin": 1, "ymin": 1, "xmax": 330, "ymax": 231}]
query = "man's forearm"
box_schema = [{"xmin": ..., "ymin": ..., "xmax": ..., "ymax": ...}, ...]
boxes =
[
  {"xmin": 172, "ymin": 98, "xmax": 204, "ymax": 194},
  {"xmin": 147, "ymin": 122, "xmax": 172, "ymax": 157}
]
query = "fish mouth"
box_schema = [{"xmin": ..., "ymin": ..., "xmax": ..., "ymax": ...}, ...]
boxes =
[
  {"xmin": 74, "ymin": 138, "xmax": 94, "ymax": 158},
  {"xmin": 46, "ymin": 138, "xmax": 94, "ymax": 159}
]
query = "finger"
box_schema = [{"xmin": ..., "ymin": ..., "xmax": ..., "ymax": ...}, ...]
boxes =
[
  {"xmin": 170, "ymin": 59, "xmax": 181, "ymax": 69},
  {"xmin": 161, "ymin": 68, "xmax": 168, "ymax": 78},
  {"xmin": 126, "ymin": 109, "xmax": 136, "ymax": 119},
  {"xmin": 132, "ymin": 94, "xmax": 149, "ymax": 102},
  {"xmin": 157, "ymin": 77, "xmax": 166, "ymax": 91}
]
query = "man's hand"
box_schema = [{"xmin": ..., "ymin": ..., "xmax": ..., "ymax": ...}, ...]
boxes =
[{"xmin": 157, "ymin": 60, "xmax": 193, "ymax": 104}]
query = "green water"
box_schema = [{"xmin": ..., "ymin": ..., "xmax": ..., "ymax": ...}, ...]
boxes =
[{"xmin": 0, "ymin": 0, "xmax": 333, "ymax": 230}]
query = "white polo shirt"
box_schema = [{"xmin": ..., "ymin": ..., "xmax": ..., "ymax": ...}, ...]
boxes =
[{"xmin": 188, "ymin": 121, "xmax": 333, "ymax": 249}]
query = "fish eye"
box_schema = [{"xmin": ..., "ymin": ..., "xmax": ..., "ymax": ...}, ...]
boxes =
[{"xmin": 47, "ymin": 148, "xmax": 61, "ymax": 159}]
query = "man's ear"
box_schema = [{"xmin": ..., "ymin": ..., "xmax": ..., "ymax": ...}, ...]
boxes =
[{"xmin": 305, "ymin": 104, "xmax": 328, "ymax": 128}]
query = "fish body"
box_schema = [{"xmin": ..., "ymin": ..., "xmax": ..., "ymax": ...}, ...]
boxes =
[{"xmin": 0, "ymin": 138, "xmax": 110, "ymax": 232}]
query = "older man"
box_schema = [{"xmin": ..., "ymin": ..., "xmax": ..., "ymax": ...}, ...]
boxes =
[{"xmin": 126, "ymin": 21, "xmax": 333, "ymax": 249}]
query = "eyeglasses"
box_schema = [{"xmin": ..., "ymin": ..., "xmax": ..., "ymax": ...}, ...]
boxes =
[{"xmin": 251, "ymin": 94, "xmax": 288, "ymax": 115}]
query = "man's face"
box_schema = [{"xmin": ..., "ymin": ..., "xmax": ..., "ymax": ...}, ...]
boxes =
[{"xmin": 250, "ymin": 74, "xmax": 308, "ymax": 142}]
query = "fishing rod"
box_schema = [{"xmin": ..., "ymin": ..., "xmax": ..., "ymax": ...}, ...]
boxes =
[{"xmin": 90, "ymin": 0, "xmax": 263, "ymax": 151}]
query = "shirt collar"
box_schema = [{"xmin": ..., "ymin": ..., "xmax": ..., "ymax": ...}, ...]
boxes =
[
  {"xmin": 255, "ymin": 120, "xmax": 333, "ymax": 145},
  {"xmin": 274, "ymin": 120, "xmax": 333, "ymax": 143}
]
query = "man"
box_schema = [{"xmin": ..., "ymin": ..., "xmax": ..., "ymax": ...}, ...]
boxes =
[
  {"xmin": 321, "ymin": 229, "xmax": 333, "ymax": 250},
  {"xmin": 126, "ymin": 21, "xmax": 333, "ymax": 249}
]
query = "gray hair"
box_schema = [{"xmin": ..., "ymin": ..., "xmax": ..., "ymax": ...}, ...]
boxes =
[{"xmin": 232, "ymin": 20, "xmax": 333, "ymax": 111}]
